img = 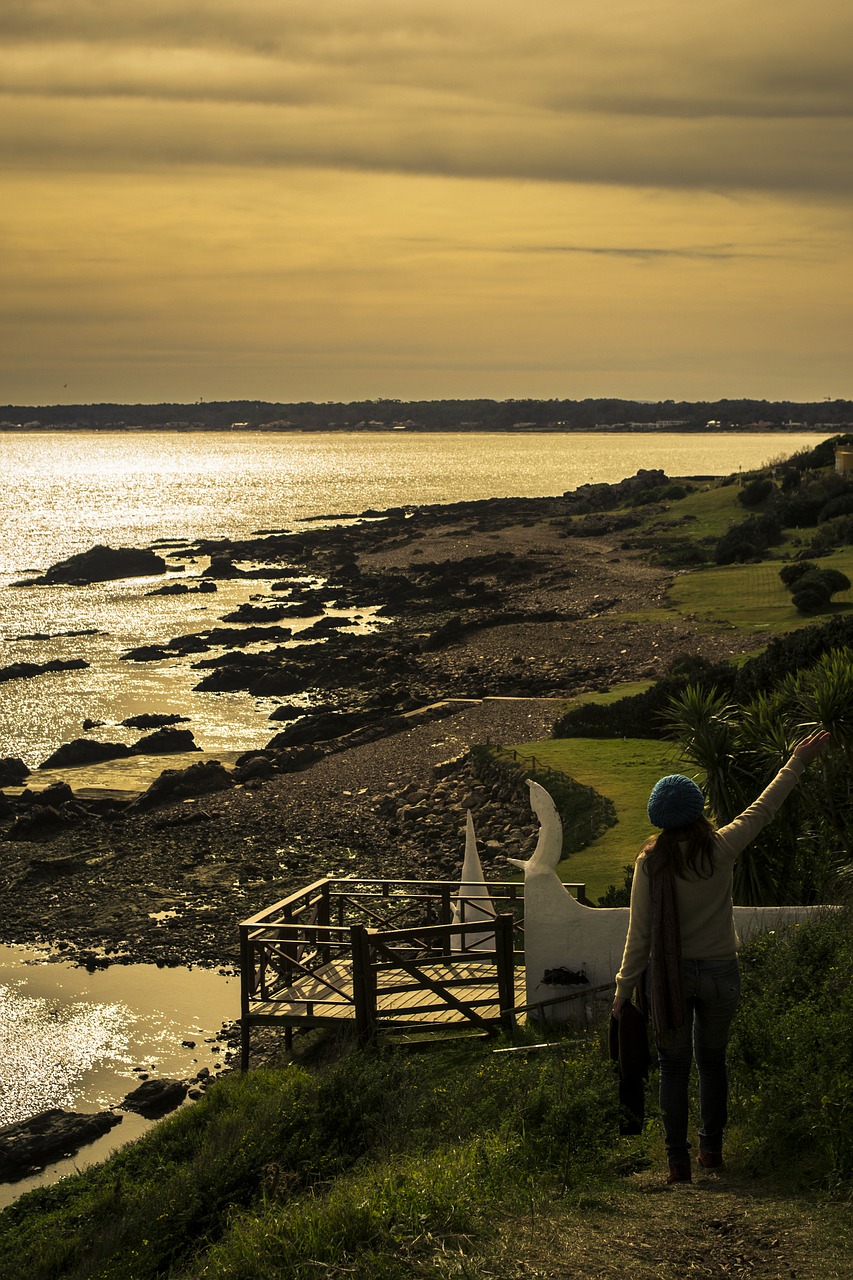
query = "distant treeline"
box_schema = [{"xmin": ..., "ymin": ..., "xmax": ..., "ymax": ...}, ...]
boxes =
[{"xmin": 1, "ymin": 397, "xmax": 852, "ymax": 432}]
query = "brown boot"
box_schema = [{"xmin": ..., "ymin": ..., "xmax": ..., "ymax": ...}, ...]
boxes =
[
  {"xmin": 667, "ymin": 1161, "xmax": 692, "ymax": 1184},
  {"xmin": 697, "ymin": 1150, "xmax": 723, "ymax": 1170}
]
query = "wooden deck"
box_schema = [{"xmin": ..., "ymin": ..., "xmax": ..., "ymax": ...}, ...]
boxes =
[
  {"xmin": 247, "ymin": 957, "xmax": 521, "ymax": 1030},
  {"xmin": 239, "ymin": 875, "xmax": 590, "ymax": 1066},
  {"xmin": 239, "ymin": 876, "xmax": 541, "ymax": 1066}
]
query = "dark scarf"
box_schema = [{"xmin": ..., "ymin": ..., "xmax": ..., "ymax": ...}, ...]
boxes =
[{"xmin": 649, "ymin": 861, "xmax": 686, "ymax": 1039}]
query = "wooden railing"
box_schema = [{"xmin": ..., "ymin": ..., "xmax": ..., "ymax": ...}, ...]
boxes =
[{"xmin": 239, "ymin": 876, "xmax": 587, "ymax": 1066}]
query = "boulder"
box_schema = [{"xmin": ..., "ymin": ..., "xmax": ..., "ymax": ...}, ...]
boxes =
[
  {"xmin": 0, "ymin": 792, "xmax": 13, "ymax": 818},
  {"xmin": 29, "ymin": 780, "xmax": 76, "ymax": 807},
  {"xmin": 133, "ymin": 759, "xmax": 233, "ymax": 809},
  {"xmin": 120, "ymin": 645, "xmax": 173, "ymax": 662},
  {"xmin": 22, "ymin": 544, "xmax": 167, "ymax": 586},
  {"xmin": 39, "ymin": 739, "xmax": 133, "ymax": 769},
  {"xmin": 7, "ymin": 802, "xmax": 85, "ymax": 842},
  {"xmin": 120, "ymin": 1078, "xmax": 188, "ymax": 1118},
  {"xmin": 221, "ymin": 602, "xmax": 293, "ymax": 623},
  {"xmin": 0, "ymin": 1109, "xmax": 122, "ymax": 1179},
  {"xmin": 0, "ymin": 756, "xmax": 30, "ymax": 786},
  {"xmin": 130, "ymin": 727, "xmax": 199, "ymax": 755},
  {"xmin": 122, "ymin": 713, "xmax": 190, "ymax": 729},
  {"xmin": 0, "ymin": 658, "xmax": 89, "ymax": 685}
]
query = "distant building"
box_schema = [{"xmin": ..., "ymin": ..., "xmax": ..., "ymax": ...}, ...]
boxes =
[{"xmin": 835, "ymin": 447, "xmax": 853, "ymax": 474}]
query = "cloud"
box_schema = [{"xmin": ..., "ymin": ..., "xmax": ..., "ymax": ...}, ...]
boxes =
[
  {"xmin": 0, "ymin": 0, "xmax": 851, "ymax": 196},
  {"xmin": 498, "ymin": 244, "xmax": 766, "ymax": 261}
]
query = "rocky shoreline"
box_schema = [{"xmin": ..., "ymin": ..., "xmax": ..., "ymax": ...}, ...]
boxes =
[{"xmin": 0, "ymin": 472, "xmax": 765, "ymax": 971}]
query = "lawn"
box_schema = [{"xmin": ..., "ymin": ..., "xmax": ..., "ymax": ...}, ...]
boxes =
[
  {"xmin": 667, "ymin": 547, "xmax": 853, "ymax": 635},
  {"xmin": 644, "ymin": 479, "xmax": 744, "ymax": 539},
  {"xmin": 508, "ymin": 736, "xmax": 689, "ymax": 903}
]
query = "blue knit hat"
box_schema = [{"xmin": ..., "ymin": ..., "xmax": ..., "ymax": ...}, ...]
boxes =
[{"xmin": 647, "ymin": 774, "xmax": 705, "ymax": 829}]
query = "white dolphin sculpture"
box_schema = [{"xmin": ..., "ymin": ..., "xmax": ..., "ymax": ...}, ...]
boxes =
[
  {"xmin": 451, "ymin": 810, "xmax": 496, "ymax": 952},
  {"xmin": 512, "ymin": 778, "xmax": 823, "ymax": 1023}
]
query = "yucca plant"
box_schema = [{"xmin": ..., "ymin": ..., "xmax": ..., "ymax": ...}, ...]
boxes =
[
  {"xmin": 661, "ymin": 685, "xmax": 746, "ymax": 824},
  {"xmin": 663, "ymin": 652, "xmax": 853, "ymax": 905}
]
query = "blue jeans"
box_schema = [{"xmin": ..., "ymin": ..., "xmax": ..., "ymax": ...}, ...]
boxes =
[{"xmin": 656, "ymin": 957, "xmax": 741, "ymax": 1163}]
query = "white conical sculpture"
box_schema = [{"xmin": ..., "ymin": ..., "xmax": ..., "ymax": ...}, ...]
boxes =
[
  {"xmin": 514, "ymin": 779, "xmax": 821, "ymax": 1023},
  {"xmin": 451, "ymin": 810, "xmax": 496, "ymax": 952}
]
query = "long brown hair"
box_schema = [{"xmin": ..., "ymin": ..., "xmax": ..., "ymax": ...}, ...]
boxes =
[{"xmin": 642, "ymin": 815, "xmax": 717, "ymax": 880}]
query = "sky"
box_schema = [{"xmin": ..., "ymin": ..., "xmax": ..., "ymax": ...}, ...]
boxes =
[{"xmin": 1, "ymin": 0, "xmax": 852, "ymax": 406}]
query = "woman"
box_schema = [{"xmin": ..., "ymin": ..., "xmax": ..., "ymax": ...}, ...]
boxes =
[{"xmin": 612, "ymin": 729, "xmax": 830, "ymax": 1184}]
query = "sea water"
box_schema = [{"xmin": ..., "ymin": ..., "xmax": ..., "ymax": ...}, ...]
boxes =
[{"xmin": 0, "ymin": 430, "xmax": 825, "ymax": 768}]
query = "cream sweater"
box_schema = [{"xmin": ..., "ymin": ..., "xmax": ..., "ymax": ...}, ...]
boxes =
[{"xmin": 614, "ymin": 756, "xmax": 807, "ymax": 999}]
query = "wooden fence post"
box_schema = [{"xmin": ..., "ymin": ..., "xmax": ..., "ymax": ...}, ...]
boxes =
[
  {"xmin": 239, "ymin": 927, "xmax": 252, "ymax": 1071},
  {"xmin": 495, "ymin": 913, "xmax": 516, "ymax": 1036},
  {"xmin": 350, "ymin": 924, "xmax": 376, "ymax": 1043}
]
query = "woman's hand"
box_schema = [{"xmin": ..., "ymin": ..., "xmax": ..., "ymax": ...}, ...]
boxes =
[
  {"xmin": 793, "ymin": 729, "xmax": 831, "ymax": 764},
  {"xmin": 612, "ymin": 995, "xmax": 629, "ymax": 1020}
]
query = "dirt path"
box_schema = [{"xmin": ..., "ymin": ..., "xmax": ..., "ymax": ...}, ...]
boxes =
[{"xmin": 489, "ymin": 1173, "xmax": 851, "ymax": 1279}]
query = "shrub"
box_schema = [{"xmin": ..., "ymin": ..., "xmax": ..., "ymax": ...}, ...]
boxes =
[
  {"xmin": 819, "ymin": 493, "xmax": 853, "ymax": 523},
  {"xmin": 597, "ymin": 865, "xmax": 634, "ymax": 906},
  {"xmin": 780, "ymin": 494, "xmax": 824, "ymax": 527},
  {"xmin": 782, "ymin": 566, "xmax": 850, "ymax": 614},
  {"xmin": 730, "ymin": 913, "xmax": 853, "ymax": 1188},
  {"xmin": 714, "ymin": 512, "xmax": 782, "ymax": 565},
  {"xmin": 778, "ymin": 560, "xmax": 818, "ymax": 588},
  {"xmin": 820, "ymin": 567, "xmax": 852, "ymax": 595},
  {"xmin": 793, "ymin": 584, "xmax": 832, "ymax": 614},
  {"xmin": 738, "ymin": 476, "xmax": 775, "ymax": 507}
]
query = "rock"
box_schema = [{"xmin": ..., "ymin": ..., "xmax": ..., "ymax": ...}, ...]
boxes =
[
  {"xmin": 121, "ymin": 644, "xmax": 173, "ymax": 662},
  {"xmin": 82, "ymin": 718, "xmax": 105, "ymax": 731},
  {"xmin": 202, "ymin": 555, "xmax": 242, "ymax": 578},
  {"xmin": 0, "ymin": 757, "xmax": 30, "ymax": 786},
  {"xmin": 130, "ymin": 727, "xmax": 200, "ymax": 755},
  {"xmin": 0, "ymin": 792, "xmax": 13, "ymax": 818},
  {"xmin": 29, "ymin": 780, "xmax": 76, "ymax": 807},
  {"xmin": 7, "ymin": 802, "xmax": 85, "ymax": 843},
  {"xmin": 221, "ymin": 602, "xmax": 294, "ymax": 623},
  {"xmin": 0, "ymin": 658, "xmax": 89, "ymax": 685},
  {"xmin": 122, "ymin": 713, "xmax": 190, "ymax": 729},
  {"xmin": 0, "ymin": 1109, "xmax": 123, "ymax": 1179},
  {"xmin": 120, "ymin": 1078, "xmax": 188, "ymax": 1118},
  {"xmin": 232, "ymin": 755, "xmax": 275, "ymax": 783},
  {"xmin": 133, "ymin": 759, "xmax": 233, "ymax": 809},
  {"xmin": 25, "ymin": 850, "xmax": 87, "ymax": 872},
  {"xmin": 147, "ymin": 581, "xmax": 189, "ymax": 595},
  {"xmin": 268, "ymin": 703, "xmax": 310, "ymax": 722},
  {"xmin": 21, "ymin": 544, "xmax": 168, "ymax": 586},
  {"xmin": 265, "ymin": 710, "xmax": 371, "ymax": 749},
  {"xmin": 39, "ymin": 739, "xmax": 133, "ymax": 769}
]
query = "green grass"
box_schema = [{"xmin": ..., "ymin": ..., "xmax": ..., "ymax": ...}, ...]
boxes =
[
  {"xmin": 644, "ymin": 480, "xmax": 744, "ymax": 539},
  {"xmin": 1, "ymin": 918, "xmax": 851, "ymax": 1279},
  {"xmin": 667, "ymin": 547, "xmax": 853, "ymax": 635},
  {"xmin": 508, "ymin": 737, "xmax": 688, "ymax": 901}
]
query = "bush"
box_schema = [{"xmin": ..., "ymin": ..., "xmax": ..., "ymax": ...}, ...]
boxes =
[
  {"xmin": 819, "ymin": 493, "xmax": 853, "ymax": 523},
  {"xmin": 820, "ymin": 567, "xmax": 852, "ymax": 595},
  {"xmin": 782, "ymin": 566, "xmax": 851, "ymax": 614},
  {"xmin": 597, "ymin": 865, "xmax": 634, "ymax": 906},
  {"xmin": 730, "ymin": 913, "xmax": 853, "ymax": 1188},
  {"xmin": 738, "ymin": 476, "xmax": 775, "ymax": 507},
  {"xmin": 793, "ymin": 583, "xmax": 831, "ymax": 613},
  {"xmin": 552, "ymin": 660, "xmax": 737, "ymax": 740},
  {"xmin": 806, "ymin": 514, "xmax": 853, "ymax": 555},
  {"xmin": 778, "ymin": 560, "xmax": 818, "ymax": 588},
  {"xmin": 714, "ymin": 512, "xmax": 782, "ymax": 565},
  {"xmin": 780, "ymin": 494, "xmax": 824, "ymax": 527}
]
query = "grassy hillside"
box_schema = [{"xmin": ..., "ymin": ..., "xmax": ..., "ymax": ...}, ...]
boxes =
[
  {"xmin": 1, "ymin": 915, "xmax": 850, "ymax": 1279},
  {"xmin": 508, "ymin": 737, "xmax": 688, "ymax": 901}
]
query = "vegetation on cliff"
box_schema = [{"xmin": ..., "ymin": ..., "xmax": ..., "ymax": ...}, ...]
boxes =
[{"xmin": 0, "ymin": 913, "xmax": 849, "ymax": 1278}]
